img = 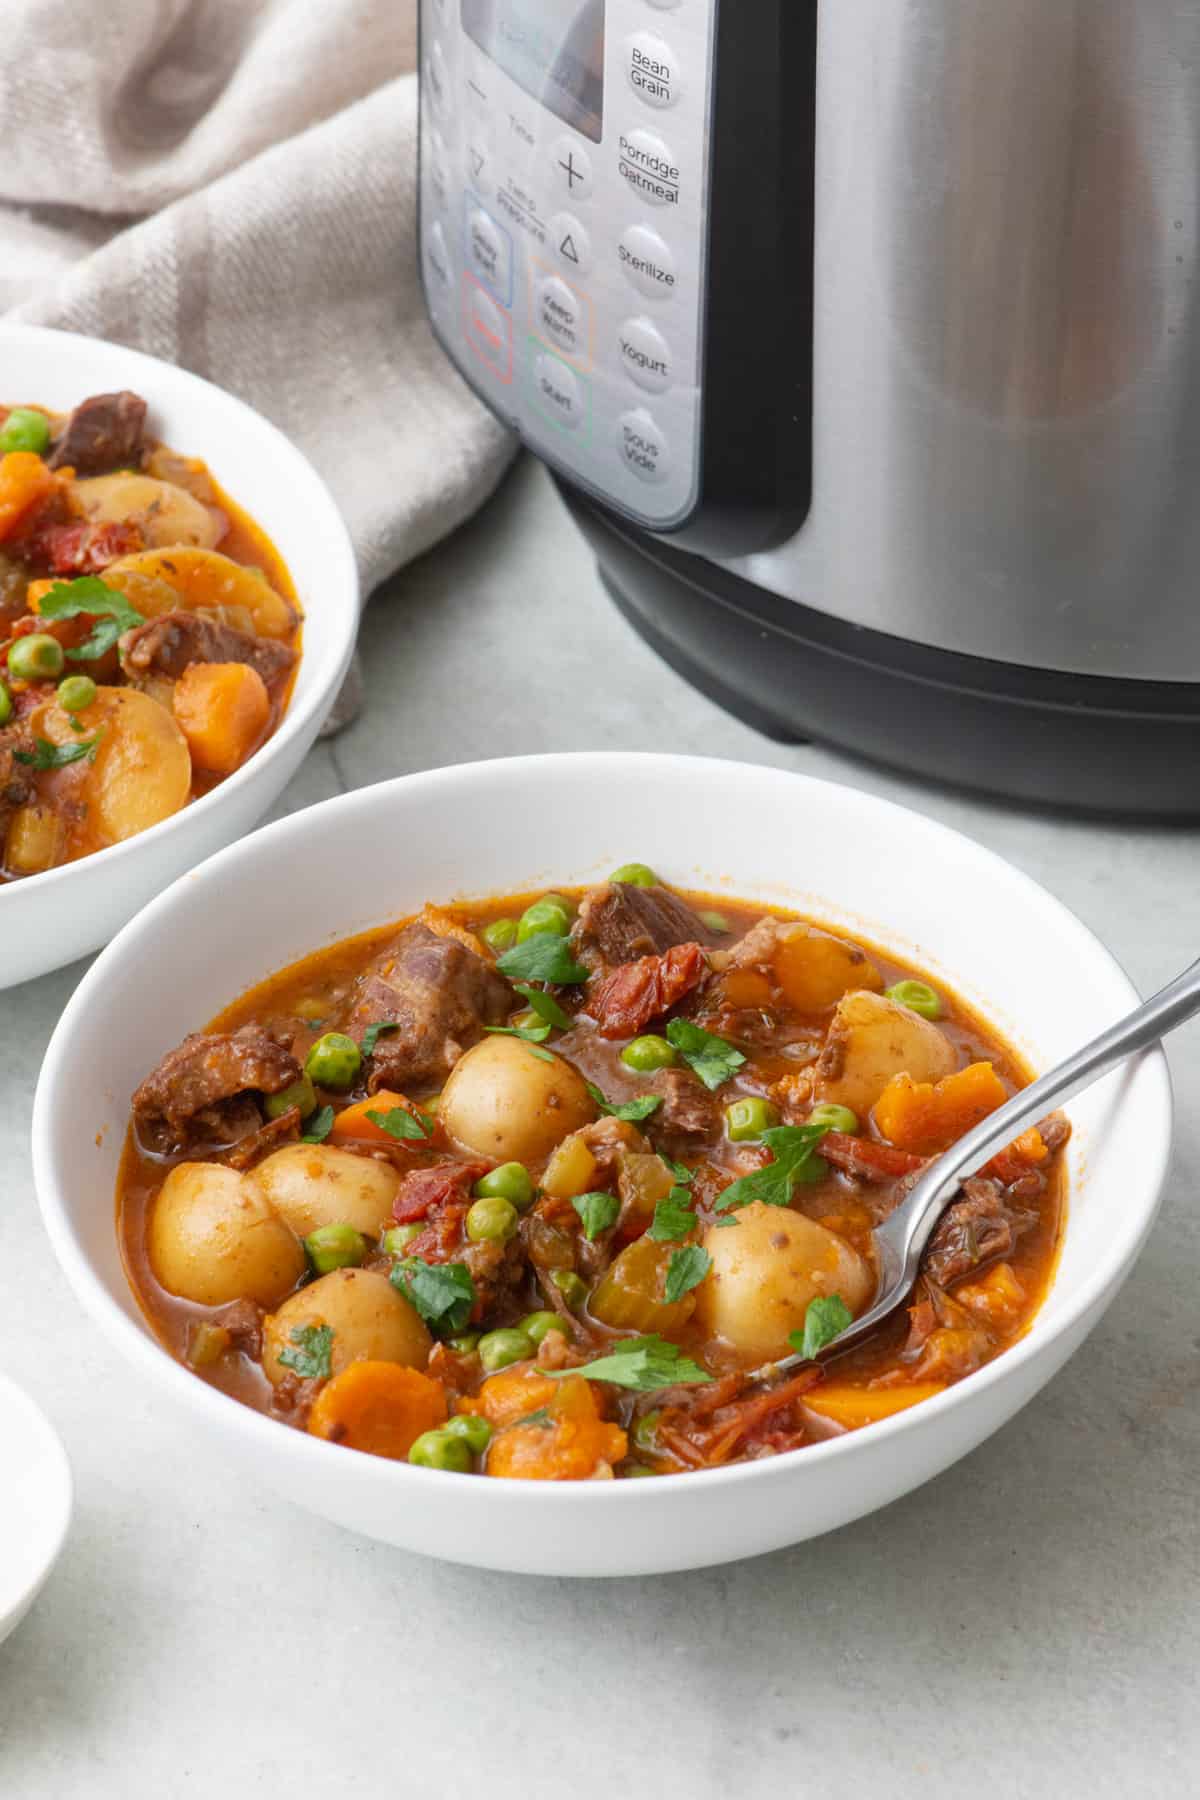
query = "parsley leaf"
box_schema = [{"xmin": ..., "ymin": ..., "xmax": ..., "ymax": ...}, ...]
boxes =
[
  {"xmin": 517, "ymin": 1407, "xmax": 553, "ymax": 1429},
  {"xmin": 586, "ymin": 1082, "xmax": 663, "ymax": 1124},
  {"xmin": 278, "ymin": 1324, "xmax": 334, "ymax": 1380},
  {"xmin": 550, "ymin": 1334, "xmax": 711, "ymax": 1392},
  {"xmin": 360, "ymin": 1020, "xmax": 398, "ymax": 1057},
  {"xmin": 301, "ymin": 1105, "xmax": 335, "ymax": 1144},
  {"xmin": 513, "ymin": 983, "xmax": 572, "ymax": 1029},
  {"xmin": 790, "ymin": 1294, "xmax": 854, "ymax": 1360},
  {"xmin": 714, "ymin": 1124, "xmax": 829, "ymax": 1213},
  {"xmin": 486, "ymin": 1021, "xmax": 553, "ymax": 1044},
  {"xmin": 366, "ymin": 1106, "xmax": 433, "ymax": 1142},
  {"xmin": 497, "ymin": 935, "xmax": 589, "ymax": 986},
  {"xmin": 647, "ymin": 1187, "xmax": 697, "ymax": 1243},
  {"xmin": 37, "ymin": 576, "xmax": 144, "ymax": 662},
  {"xmin": 14, "ymin": 734, "xmax": 101, "ymax": 770},
  {"xmin": 524, "ymin": 1044, "xmax": 556, "ymax": 1064},
  {"xmin": 664, "ymin": 1245, "xmax": 712, "ymax": 1305},
  {"xmin": 391, "ymin": 1259, "xmax": 475, "ymax": 1334},
  {"xmin": 572, "ymin": 1191, "xmax": 620, "ymax": 1241},
  {"xmin": 658, "ymin": 1153, "xmax": 694, "ymax": 1186},
  {"xmin": 665, "ymin": 1019, "xmax": 746, "ymax": 1092}
]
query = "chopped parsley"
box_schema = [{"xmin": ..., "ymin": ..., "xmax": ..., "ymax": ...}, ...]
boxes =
[
  {"xmin": 658, "ymin": 1153, "xmax": 694, "ymax": 1186},
  {"xmin": 790, "ymin": 1294, "xmax": 854, "ymax": 1361},
  {"xmin": 572, "ymin": 1191, "xmax": 620, "ymax": 1241},
  {"xmin": 586, "ymin": 1083, "xmax": 662, "ymax": 1124},
  {"xmin": 37, "ymin": 576, "xmax": 144, "ymax": 662},
  {"xmin": 360, "ymin": 1020, "xmax": 398, "ymax": 1058},
  {"xmin": 390, "ymin": 1258, "xmax": 476, "ymax": 1334},
  {"xmin": 664, "ymin": 1245, "xmax": 712, "ymax": 1305},
  {"xmin": 14, "ymin": 733, "xmax": 101, "ymax": 770},
  {"xmin": 647, "ymin": 1188, "xmax": 697, "ymax": 1243},
  {"xmin": 497, "ymin": 935, "xmax": 589, "ymax": 986},
  {"xmin": 486, "ymin": 1020, "xmax": 553, "ymax": 1044},
  {"xmin": 550, "ymin": 1334, "xmax": 711, "ymax": 1392},
  {"xmin": 278, "ymin": 1324, "xmax": 334, "ymax": 1380},
  {"xmin": 524, "ymin": 1044, "xmax": 556, "ymax": 1064},
  {"xmin": 300, "ymin": 1105, "xmax": 335, "ymax": 1144},
  {"xmin": 665, "ymin": 1018, "xmax": 746, "ymax": 1092},
  {"xmin": 714, "ymin": 1124, "xmax": 828, "ymax": 1213},
  {"xmin": 366, "ymin": 1106, "xmax": 433, "ymax": 1141},
  {"xmin": 513, "ymin": 983, "xmax": 572, "ymax": 1029}
]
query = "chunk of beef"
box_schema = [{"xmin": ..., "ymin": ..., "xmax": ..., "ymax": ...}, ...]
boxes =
[
  {"xmin": 48, "ymin": 390, "xmax": 147, "ymax": 475},
  {"xmin": 0, "ymin": 720, "xmax": 35, "ymax": 843},
  {"xmin": 131, "ymin": 1027, "xmax": 301, "ymax": 1146},
  {"xmin": 573, "ymin": 881, "xmax": 717, "ymax": 968},
  {"xmin": 213, "ymin": 1298, "xmax": 265, "ymax": 1361},
  {"xmin": 922, "ymin": 1177, "xmax": 1035, "ymax": 1288},
  {"xmin": 589, "ymin": 941, "xmax": 708, "ymax": 1038},
  {"xmin": 345, "ymin": 924, "xmax": 512, "ymax": 1093},
  {"xmin": 649, "ymin": 1070, "xmax": 720, "ymax": 1149},
  {"xmin": 392, "ymin": 1160, "xmax": 528, "ymax": 1319},
  {"xmin": 120, "ymin": 610, "xmax": 297, "ymax": 687},
  {"xmin": 221, "ymin": 1106, "xmax": 302, "ymax": 1171}
]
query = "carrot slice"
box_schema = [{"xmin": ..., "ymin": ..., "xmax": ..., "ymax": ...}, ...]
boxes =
[
  {"xmin": 308, "ymin": 1361, "xmax": 447, "ymax": 1460},
  {"xmin": 485, "ymin": 1375, "xmax": 628, "ymax": 1480},
  {"xmin": 802, "ymin": 1383, "xmax": 947, "ymax": 1430},
  {"xmin": 874, "ymin": 1061, "xmax": 1008, "ymax": 1155},
  {"xmin": 0, "ymin": 452, "xmax": 54, "ymax": 541},
  {"xmin": 173, "ymin": 660, "xmax": 270, "ymax": 776},
  {"xmin": 331, "ymin": 1091, "xmax": 418, "ymax": 1145}
]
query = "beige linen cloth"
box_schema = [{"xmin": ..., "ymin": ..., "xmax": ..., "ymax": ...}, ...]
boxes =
[{"xmin": 0, "ymin": 0, "xmax": 516, "ymax": 725}]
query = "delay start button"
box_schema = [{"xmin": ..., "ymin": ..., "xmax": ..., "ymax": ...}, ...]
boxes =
[{"xmin": 617, "ymin": 408, "xmax": 670, "ymax": 484}]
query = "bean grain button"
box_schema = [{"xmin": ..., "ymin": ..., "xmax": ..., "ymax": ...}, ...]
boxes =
[
  {"xmin": 617, "ymin": 408, "xmax": 671, "ymax": 484},
  {"xmin": 626, "ymin": 32, "xmax": 683, "ymax": 108},
  {"xmin": 618, "ymin": 317, "xmax": 673, "ymax": 394}
]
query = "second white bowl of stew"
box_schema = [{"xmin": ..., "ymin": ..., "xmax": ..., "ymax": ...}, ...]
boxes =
[
  {"xmin": 0, "ymin": 325, "xmax": 357, "ymax": 986},
  {"xmin": 33, "ymin": 754, "xmax": 1172, "ymax": 1575}
]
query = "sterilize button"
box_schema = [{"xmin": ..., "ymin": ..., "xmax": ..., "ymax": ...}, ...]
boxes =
[
  {"xmin": 549, "ymin": 212, "xmax": 593, "ymax": 278},
  {"xmin": 617, "ymin": 128, "xmax": 680, "ymax": 208},
  {"xmin": 536, "ymin": 275, "xmax": 589, "ymax": 361},
  {"xmin": 549, "ymin": 135, "xmax": 594, "ymax": 201},
  {"xmin": 618, "ymin": 317, "xmax": 672, "ymax": 394},
  {"xmin": 626, "ymin": 33, "xmax": 683, "ymax": 109},
  {"xmin": 618, "ymin": 223, "xmax": 677, "ymax": 301},
  {"xmin": 617, "ymin": 408, "xmax": 670, "ymax": 484},
  {"xmin": 533, "ymin": 354, "xmax": 586, "ymax": 431}
]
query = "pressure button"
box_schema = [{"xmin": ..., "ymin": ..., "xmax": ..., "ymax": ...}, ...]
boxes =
[{"xmin": 617, "ymin": 409, "xmax": 670, "ymax": 485}]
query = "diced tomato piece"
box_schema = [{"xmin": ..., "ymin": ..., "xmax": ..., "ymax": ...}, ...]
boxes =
[
  {"xmin": 590, "ymin": 941, "xmax": 707, "ymax": 1039},
  {"xmin": 818, "ymin": 1132, "xmax": 926, "ymax": 1181}
]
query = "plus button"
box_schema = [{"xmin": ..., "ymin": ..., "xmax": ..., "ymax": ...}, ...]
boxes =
[{"xmin": 549, "ymin": 135, "xmax": 593, "ymax": 201}]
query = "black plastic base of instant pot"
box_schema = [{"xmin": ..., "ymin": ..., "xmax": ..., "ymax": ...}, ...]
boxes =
[{"xmin": 559, "ymin": 482, "xmax": 1200, "ymax": 819}]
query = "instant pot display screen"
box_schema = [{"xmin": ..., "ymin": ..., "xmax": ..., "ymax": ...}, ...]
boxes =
[{"xmin": 461, "ymin": 0, "xmax": 605, "ymax": 143}]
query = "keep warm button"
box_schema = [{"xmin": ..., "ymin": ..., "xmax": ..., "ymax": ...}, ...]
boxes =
[{"xmin": 617, "ymin": 408, "xmax": 671, "ymax": 485}]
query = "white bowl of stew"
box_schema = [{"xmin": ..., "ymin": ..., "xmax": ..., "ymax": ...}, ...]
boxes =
[
  {"xmin": 32, "ymin": 754, "xmax": 1172, "ymax": 1576},
  {"xmin": 0, "ymin": 325, "xmax": 357, "ymax": 987}
]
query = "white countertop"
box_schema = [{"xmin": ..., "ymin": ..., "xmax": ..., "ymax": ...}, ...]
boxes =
[{"xmin": 2, "ymin": 458, "xmax": 1196, "ymax": 1798}]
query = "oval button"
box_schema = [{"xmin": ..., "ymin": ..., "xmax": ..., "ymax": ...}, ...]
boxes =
[
  {"xmin": 618, "ymin": 317, "xmax": 673, "ymax": 394},
  {"xmin": 626, "ymin": 32, "xmax": 683, "ymax": 109},
  {"xmin": 533, "ymin": 354, "xmax": 585, "ymax": 431},
  {"xmin": 617, "ymin": 409, "xmax": 671, "ymax": 484},
  {"xmin": 617, "ymin": 128, "xmax": 680, "ymax": 208},
  {"xmin": 618, "ymin": 224, "xmax": 678, "ymax": 301},
  {"xmin": 548, "ymin": 211, "xmax": 593, "ymax": 277},
  {"xmin": 549, "ymin": 135, "xmax": 594, "ymax": 201},
  {"xmin": 425, "ymin": 221, "xmax": 450, "ymax": 290},
  {"xmin": 536, "ymin": 274, "xmax": 588, "ymax": 361}
]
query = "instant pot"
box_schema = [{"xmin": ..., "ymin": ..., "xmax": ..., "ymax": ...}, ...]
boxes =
[{"xmin": 418, "ymin": 1, "xmax": 1200, "ymax": 814}]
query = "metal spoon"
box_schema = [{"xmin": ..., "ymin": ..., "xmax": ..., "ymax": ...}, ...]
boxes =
[{"xmin": 748, "ymin": 955, "xmax": 1198, "ymax": 1384}]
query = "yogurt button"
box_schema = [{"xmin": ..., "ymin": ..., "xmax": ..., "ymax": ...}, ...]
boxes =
[{"xmin": 618, "ymin": 317, "xmax": 673, "ymax": 394}]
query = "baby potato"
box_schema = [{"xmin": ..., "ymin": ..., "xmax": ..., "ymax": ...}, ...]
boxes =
[
  {"xmin": 149, "ymin": 1162, "xmax": 305, "ymax": 1308},
  {"xmin": 33, "ymin": 687, "xmax": 192, "ymax": 848},
  {"xmin": 813, "ymin": 989, "xmax": 957, "ymax": 1117},
  {"xmin": 73, "ymin": 473, "xmax": 222, "ymax": 548},
  {"xmin": 772, "ymin": 924, "xmax": 884, "ymax": 1013},
  {"xmin": 253, "ymin": 1143, "xmax": 400, "ymax": 1240},
  {"xmin": 105, "ymin": 547, "xmax": 296, "ymax": 640},
  {"xmin": 440, "ymin": 1035, "xmax": 597, "ymax": 1166},
  {"xmin": 696, "ymin": 1202, "xmax": 874, "ymax": 1369},
  {"xmin": 262, "ymin": 1269, "xmax": 431, "ymax": 1387}
]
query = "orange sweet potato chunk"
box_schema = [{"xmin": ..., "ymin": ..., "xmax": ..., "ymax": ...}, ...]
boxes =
[{"xmin": 874, "ymin": 1060, "xmax": 1007, "ymax": 1154}]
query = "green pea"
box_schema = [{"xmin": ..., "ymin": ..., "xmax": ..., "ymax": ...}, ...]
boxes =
[
  {"xmin": 408, "ymin": 1429, "xmax": 472, "ymax": 1472},
  {"xmin": 0, "ymin": 681, "xmax": 11, "ymax": 728},
  {"xmin": 446, "ymin": 1330, "xmax": 481, "ymax": 1354},
  {"xmin": 473, "ymin": 1161, "xmax": 534, "ymax": 1212},
  {"xmin": 521, "ymin": 1310, "xmax": 570, "ymax": 1346},
  {"xmin": 725, "ymin": 1096, "xmax": 780, "ymax": 1142},
  {"xmin": 264, "ymin": 1075, "xmax": 317, "ymax": 1121},
  {"xmin": 304, "ymin": 1031, "xmax": 362, "ymax": 1091},
  {"xmin": 445, "ymin": 1413, "xmax": 492, "ymax": 1453},
  {"xmin": 9, "ymin": 633, "xmax": 64, "ymax": 683},
  {"xmin": 699, "ymin": 909, "xmax": 731, "ymax": 934},
  {"xmin": 304, "ymin": 1223, "xmax": 368, "ymax": 1275},
  {"xmin": 55, "ymin": 674, "xmax": 98, "ymax": 715},
  {"xmin": 620, "ymin": 1034, "xmax": 677, "ymax": 1073},
  {"xmin": 610, "ymin": 863, "xmax": 658, "ymax": 887},
  {"xmin": 382, "ymin": 1223, "xmax": 423, "ymax": 1256},
  {"xmin": 885, "ymin": 979, "xmax": 943, "ymax": 1022},
  {"xmin": 517, "ymin": 894, "xmax": 572, "ymax": 941},
  {"xmin": 478, "ymin": 1327, "xmax": 535, "ymax": 1373},
  {"xmin": 0, "ymin": 408, "xmax": 50, "ymax": 457},
  {"xmin": 550, "ymin": 1270, "xmax": 587, "ymax": 1309},
  {"xmin": 482, "ymin": 918, "xmax": 519, "ymax": 953},
  {"xmin": 632, "ymin": 1409, "xmax": 662, "ymax": 1451},
  {"xmin": 809, "ymin": 1102, "xmax": 858, "ymax": 1136},
  {"xmin": 466, "ymin": 1195, "xmax": 519, "ymax": 1244}
]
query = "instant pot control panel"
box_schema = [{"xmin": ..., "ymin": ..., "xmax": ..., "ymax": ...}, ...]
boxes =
[{"xmin": 418, "ymin": 1, "xmax": 816, "ymax": 554}]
